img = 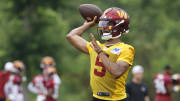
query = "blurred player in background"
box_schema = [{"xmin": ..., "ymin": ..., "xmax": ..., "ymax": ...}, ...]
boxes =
[
  {"xmin": 0, "ymin": 62, "xmax": 12, "ymax": 101},
  {"xmin": 28, "ymin": 56, "xmax": 61, "ymax": 101},
  {"xmin": 172, "ymin": 73, "xmax": 180, "ymax": 92},
  {"xmin": 67, "ymin": 8, "xmax": 135, "ymax": 101},
  {"xmin": 43, "ymin": 67, "xmax": 59, "ymax": 101},
  {"xmin": 126, "ymin": 65, "xmax": 150, "ymax": 101},
  {"xmin": 28, "ymin": 70, "xmax": 46, "ymax": 101},
  {"xmin": 4, "ymin": 60, "xmax": 25, "ymax": 101},
  {"xmin": 154, "ymin": 65, "xmax": 173, "ymax": 101}
]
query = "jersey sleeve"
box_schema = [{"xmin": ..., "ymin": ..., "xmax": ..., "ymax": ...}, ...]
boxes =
[
  {"xmin": 117, "ymin": 45, "xmax": 135, "ymax": 65},
  {"xmin": 86, "ymin": 41, "xmax": 92, "ymax": 54},
  {"xmin": 53, "ymin": 74, "xmax": 61, "ymax": 85},
  {"xmin": 28, "ymin": 82, "xmax": 39, "ymax": 94}
]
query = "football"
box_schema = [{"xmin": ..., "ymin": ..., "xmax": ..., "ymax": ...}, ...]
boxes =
[{"xmin": 79, "ymin": 4, "xmax": 103, "ymax": 22}]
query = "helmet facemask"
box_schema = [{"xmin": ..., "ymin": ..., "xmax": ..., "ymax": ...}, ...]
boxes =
[
  {"xmin": 98, "ymin": 20, "xmax": 115, "ymax": 40},
  {"xmin": 98, "ymin": 19, "xmax": 129, "ymax": 40}
]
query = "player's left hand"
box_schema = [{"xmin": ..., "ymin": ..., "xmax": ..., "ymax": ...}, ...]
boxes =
[{"xmin": 90, "ymin": 33, "xmax": 103, "ymax": 54}]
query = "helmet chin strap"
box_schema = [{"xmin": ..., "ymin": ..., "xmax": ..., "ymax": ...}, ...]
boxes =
[{"xmin": 101, "ymin": 33, "xmax": 122, "ymax": 40}]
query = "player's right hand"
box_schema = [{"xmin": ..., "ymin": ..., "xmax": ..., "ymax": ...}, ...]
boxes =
[
  {"xmin": 90, "ymin": 33, "xmax": 102, "ymax": 54},
  {"xmin": 83, "ymin": 16, "xmax": 97, "ymax": 27}
]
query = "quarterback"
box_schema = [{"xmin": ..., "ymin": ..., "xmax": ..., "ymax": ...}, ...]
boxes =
[{"xmin": 67, "ymin": 7, "xmax": 135, "ymax": 101}]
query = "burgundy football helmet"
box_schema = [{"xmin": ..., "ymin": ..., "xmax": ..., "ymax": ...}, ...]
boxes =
[
  {"xmin": 40, "ymin": 56, "xmax": 56, "ymax": 69},
  {"xmin": 13, "ymin": 60, "xmax": 25, "ymax": 73},
  {"xmin": 98, "ymin": 7, "xmax": 130, "ymax": 40}
]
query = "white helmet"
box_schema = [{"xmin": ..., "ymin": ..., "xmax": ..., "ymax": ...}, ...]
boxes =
[
  {"xmin": 4, "ymin": 62, "xmax": 13, "ymax": 71},
  {"xmin": 132, "ymin": 65, "xmax": 144, "ymax": 74},
  {"xmin": 4, "ymin": 62, "xmax": 18, "ymax": 73}
]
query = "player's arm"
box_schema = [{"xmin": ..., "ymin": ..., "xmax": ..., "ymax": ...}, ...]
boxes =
[
  {"xmin": 99, "ymin": 53, "xmax": 129, "ymax": 78},
  {"xmin": 66, "ymin": 17, "xmax": 97, "ymax": 54},
  {"xmin": 28, "ymin": 82, "xmax": 39, "ymax": 94},
  {"xmin": 52, "ymin": 74, "xmax": 61, "ymax": 99},
  {"xmin": 144, "ymin": 86, "xmax": 150, "ymax": 101}
]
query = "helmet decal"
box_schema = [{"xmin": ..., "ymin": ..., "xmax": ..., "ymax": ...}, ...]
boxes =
[
  {"xmin": 117, "ymin": 10, "xmax": 128, "ymax": 19},
  {"xmin": 124, "ymin": 13, "xmax": 128, "ymax": 19}
]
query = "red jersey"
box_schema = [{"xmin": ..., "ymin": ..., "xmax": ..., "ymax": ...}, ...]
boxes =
[
  {"xmin": 44, "ymin": 78, "xmax": 56, "ymax": 101},
  {"xmin": 44, "ymin": 78, "xmax": 54, "ymax": 90},
  {"xmin": 154, "ymin": 73, "xmax": 172, "ymax": 101},
  {"xmin": 45, "ymin": 97, "xmax": 56, "ymax": 101},
  {"xmin": 4, "ymin": 74, "xmax": 23, "ymax": 101},
  {"xmin": 0, "ymin": 70, "xmax": 10, "ymax": 98}
]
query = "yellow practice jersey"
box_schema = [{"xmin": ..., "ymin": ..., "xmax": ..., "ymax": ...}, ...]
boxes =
[{"xmin": 87, "ymin": 41, "xmax": 135, "ymax": 101}]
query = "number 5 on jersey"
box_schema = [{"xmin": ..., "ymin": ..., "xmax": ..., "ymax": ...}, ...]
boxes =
[{"xmin": 94, "ymin": 55, "xmax": 109, "ymax": 77}]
